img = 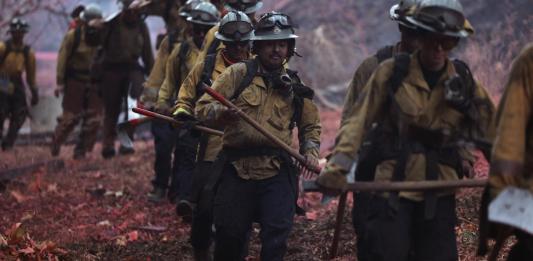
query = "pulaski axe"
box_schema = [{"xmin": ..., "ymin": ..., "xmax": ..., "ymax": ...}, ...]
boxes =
[{"xmin": 117, "ymin": 117, "xmax": 151, "ymax": 150}]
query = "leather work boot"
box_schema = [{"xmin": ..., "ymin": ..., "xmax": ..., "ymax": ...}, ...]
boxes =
[
  {"xmin": 177, "ymin": 199, "xmax": 194, "ymax": 223},
  {"xmin": 101, "ymin": 147, "xmax": 116, "ymax": 159},
  {"xmin": 147, "ymin": 187, "xmax": 167, "ymax": 203}
]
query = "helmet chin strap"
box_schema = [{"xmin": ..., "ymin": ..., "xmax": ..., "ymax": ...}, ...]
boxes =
[{"xmin": 221, "ymin": 49, "xmax": 244, "ymax": 65}]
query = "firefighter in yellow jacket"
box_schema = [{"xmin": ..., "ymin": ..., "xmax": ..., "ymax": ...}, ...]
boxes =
[
  {"xmin": 51, "ymin": 4, "xmax": 104, "ymax": 159},
  {"xmin": 196, "ymin": 12, "xmax": 321, "ymax": 260},
  {"xmin": 342, "ymin": 2, "xmax": 422, "ymax": 260},
  {"xmin": 146, "ymin": 2, "xmax": 219, "ymax": 206},
  {"xmin": 485, "ymin": 43, "xmax": 533, "ymax": 260},
  {"xmin": 317, "ymin": 1, "xmax": 495, "ymax": 260},
  {"xmin": 172, "ymin": 10, "xmax": 253, "ymax": 260},
  {"xmin": 0, "ymin": 18, "xmax": 38, "ymax": 151},
  {"xmin": 97, "ymin": 0, "xmax": 154, "ymax": 158}
]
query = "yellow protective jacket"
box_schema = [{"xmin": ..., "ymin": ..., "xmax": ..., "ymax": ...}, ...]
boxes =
[
  {"xmin": 157, "ymin": 38, "xmax": 200, "ymax": 109},
  {"xmin": 56, "ymin": 27, "xmax": 98, "ymax": 85},
  {"xmin": 176, "ymin": 47, "xmax": 229, "ymax": 162},
  {"xmin": 490, "ymin": 43, "xmax": 533, "ymax": 195},
  {"xmin": 0, "ymin": 40, "xmax": 36, "ymax": 90},
  {"xmin": 329, "ymin": 51, "xmax": 496, "ymax": 200},
  {"xmin": 341, "ymin": 44, "xmax": 402, "ymax": 125},
  {"xmin": 196, "ymin": 62, "xmax": 321, "ymax": 180},
  {"xmin": 102, "ymin": 16, "xmax": 154, "ymax": 70}
]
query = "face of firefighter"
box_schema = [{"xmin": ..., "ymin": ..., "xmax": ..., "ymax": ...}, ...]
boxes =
[
  {"xmin": 419, "ymin": 32, "xmax": 459, "ymax": 71},
  {"xmin": 192, "ymin": 23, "xmax": 212, "ymax": 48},
  {"xmin": 224, "ymin": 40, "xmax": 250, "ymax": 62},
  {"xmin": 256, "ymin": 40, "xmax": 289, "ymax": 71}
]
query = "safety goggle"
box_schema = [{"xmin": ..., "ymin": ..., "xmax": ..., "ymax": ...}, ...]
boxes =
[
  {"xmin": 189, "ymin": 11, "xmax": 218, "ymax": 23},
  {"xmin": 220, "ymin": 21, "xmax": 253, "ymax": 36},
  {"xmin": 256, "ymin": 13, "xmax": 292, "ymax": 30},
  {"xmin": 422, "ymin": 33, "xmax": 459, "ymax": 51},
  {"xmin": 416, "ymin": 10, "xmax": 464, "ymax": 33}
]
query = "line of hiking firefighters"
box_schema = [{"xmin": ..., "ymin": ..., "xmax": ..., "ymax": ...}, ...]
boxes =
[{"xmin": 1, "ymin": 0, "xmax": 531, "ymax": 260}]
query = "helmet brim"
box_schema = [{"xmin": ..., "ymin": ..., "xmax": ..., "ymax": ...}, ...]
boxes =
[
  {"xmin": 390, "ymin": 4, "xmax": 417, "ymax": 29},
  {"xmin": 187, "ymin": 16, "xmax": 218, "ymax": 26},
  {"xmin": 389, "ymin": 4, "xmax": 400, "ymax": 21},
  {"xmin": 252, "ymin": 34, "xmax": 298, "ymax": 41},
  {"xmin": 405, "ymin": 16, "xmax": 470, "ymax": 38}
]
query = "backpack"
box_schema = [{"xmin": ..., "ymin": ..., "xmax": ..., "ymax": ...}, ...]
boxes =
[
  {"xmin": 173, "ymin": 41, "xmax": 190, "ymax": 93},
  {"xmin": 356, "ymin": 53, "xmax": 478, "ymax": 183},
  {"xmin": 195, "ymin": 38, "xmax": 221, "ymax": 95},
  {"xmin": 232, "ymin": 58, "xmax": 315, "ymax": 129}
]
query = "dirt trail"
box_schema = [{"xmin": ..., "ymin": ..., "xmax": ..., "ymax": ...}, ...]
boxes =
[{"xmin": 0, "ymin": 140, "xmax": 509, "ymax": 260}]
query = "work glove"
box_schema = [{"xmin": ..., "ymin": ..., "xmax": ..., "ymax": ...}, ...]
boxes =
[
  {"xmin": 139, "ymin": 87, "xmax": 158, "ymax": 111},
  {"xmin": 173, "ymin": 108, "xmax": 201, "ymax": 138},
  {"xmin": 54, "ymin": 84, "xmax": 64, "ymax": 97},
  {"xmin": 316, "ymin": 163, "xmax": 348, "ymax": 196},
  {"xmin": 30, "ymin": 88, "xmax": 39, "ymax": 106},
  {"xmin": 154, "ymin": 102, "xmax": 171, "ymax": 116},
  {"xmin": 297, "ymin": 154, "xmax": 320, "ymax": 179},
  {"xmin": 217, "ymin": 106, "xmax": 239, "ymax": 125},
  {"xmin": 173, "ymin": 107, "xmax": 196, "ymax": 121}
]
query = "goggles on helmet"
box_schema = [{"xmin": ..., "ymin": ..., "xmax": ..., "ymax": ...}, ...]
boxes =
[
  {"xmin": 416, "ymin": 7, "xmax": 464, "ymax": 33},
  {"xmin": 220, "ymin": 21, "xmax": 253, "ymax": 37},
  {"xmin": 189, "ymin": 11, "xmax": 218, "ymax": 24},
  {"xmin": 256, "ymin": 13, "xmax": 292, "ymax": 31}
]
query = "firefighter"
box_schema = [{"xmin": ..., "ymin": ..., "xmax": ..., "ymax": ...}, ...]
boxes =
[
  {"xmin": 482, "ymin": 43, "xmax": 533, "ymax": 260},
  {"xmin": 317, "ymin": 0, "xmax": 496, "ymax": 260},
  {"xmin": 172, "ymin": 10, "xmax": 253, "ymax": 260},
  {"xmin": 146, "ymin": 2, "xmax": 219, "ymax": 204},
  {"xmin": 342, "ymin": 1, "xmax": 422, "ymax": 260},
  {"xmin": 196, "ymin": 11, "xmax": 321, "ymax": 261},
  {"xmin": 51, "ymin": 4, "xmax": 104, "ymax": 159},
  {"xmin": 0, "ymin": 18, "xmax": 38, "ymax": 151},
  {"xmin": 96, "ymin": 0, "xmax": 154, "ymax": 159}
]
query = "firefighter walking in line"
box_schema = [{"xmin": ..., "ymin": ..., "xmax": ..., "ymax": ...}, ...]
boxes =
[
  {"xmin": 51, "ymin": 4, "xmax": 105, "ymax": 159},
  {"xmin": 146, "ymin": 2, "xmax": 219, "ymax": 205},
  {"xmin": 342, "ymin": 1, "xmax": 423, "ymax": 260},
  {"xmin": 317, "ymin": 0, "xmax": 496, "ymax": 260},
  {"xmin": 0, "ymin": 18, "xmax": 38, "ymax": 151},
  {"xmin": 479, "ymin": 43, "xmax": 533, "ymax": 260},
  {"xmin": 96, "ymin": 0, "xmax": 154, "ymax": 159},
  {"xmin": 172, "ymin": 10, "xmax": 253, "ymax": 260},
  {"xmin": 196, "ymin": 11, "xmax": 321, "ymax": 261}
]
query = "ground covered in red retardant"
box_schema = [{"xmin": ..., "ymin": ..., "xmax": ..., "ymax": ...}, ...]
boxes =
[{"xmin": 0, "ymin": 110, "xmax": 512, "ymax": 260}]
